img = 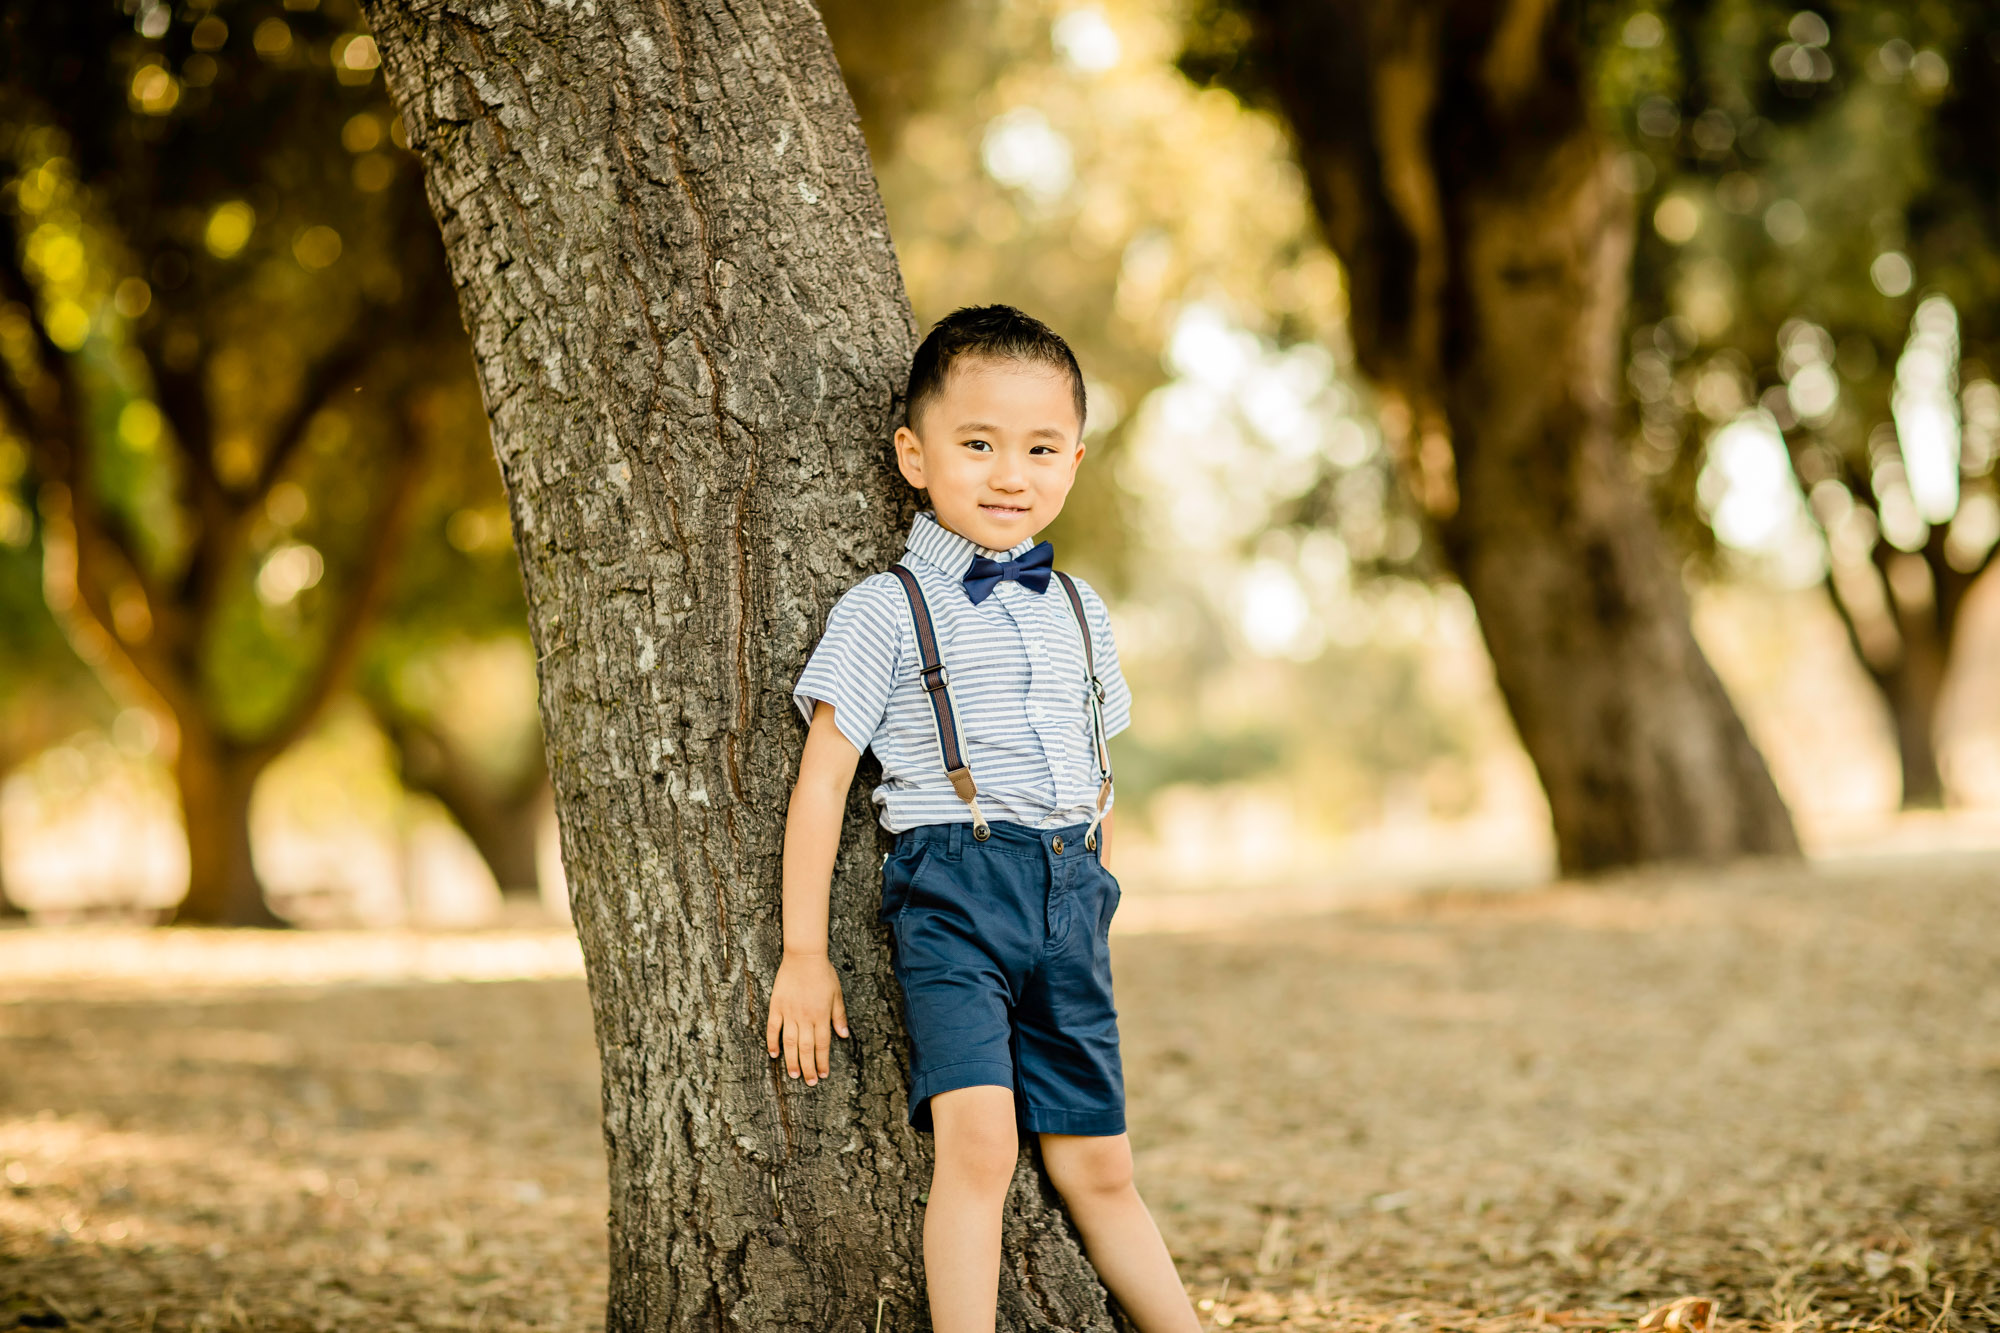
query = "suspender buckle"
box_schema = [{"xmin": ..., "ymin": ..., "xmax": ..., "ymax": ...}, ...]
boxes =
[
  {"xmin": 1088, "ymin": 675, "xmax": 1105, "ymax": 702},
  {"xmin": 921, "ymin": 663, "xmax": 950, "ymax": 693}
]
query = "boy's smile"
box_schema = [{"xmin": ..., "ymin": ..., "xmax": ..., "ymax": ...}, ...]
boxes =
[{"xmin": 893, "ymin": 357, "xmax": 1085, "ymax": 552}]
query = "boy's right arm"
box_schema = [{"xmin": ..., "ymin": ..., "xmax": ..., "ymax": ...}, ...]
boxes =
[{"xmin": 765, "ymin": 699, "xmax": 862, "ymax": 1087}]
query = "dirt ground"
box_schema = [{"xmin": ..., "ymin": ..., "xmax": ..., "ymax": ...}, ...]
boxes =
[{"xmin": 1, "ymin": 851, "xmax": 1995, "ymax": 1332}]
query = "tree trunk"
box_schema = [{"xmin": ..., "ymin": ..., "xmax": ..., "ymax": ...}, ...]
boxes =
[
  {"xmin": 1871, "ymin": 545, "xmax": 1952, "ymax": 810},
  {"xmin": 1887, "ymin": 674, "xmax": 1946, "ymax": 809},
  {"xmin": 449, "ymin": 776, "xmax": 547, "ymax": 899},
  {"xmin": 361, "ymin": 3, "xmax": 1117, "ymax": 1329},
  {"xmin": 1225, "ymin": 0, "xmax": 1799, "ymax": 872},
  {"xmin": 0, "ymin": 792, "xmax": 22, "ymax": 920},
  {"xmin": 1821, "ymin": 533, "xmax": 1989, "ymax": 810},
  {"xmin": 369, "ymin": 696, "xmax": 550, "ymax": 896},
  {"xmin": 170, "ymin": 732, "xmax": 283, "ymax": 928}
]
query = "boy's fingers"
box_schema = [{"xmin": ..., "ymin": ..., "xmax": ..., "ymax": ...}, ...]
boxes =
[
  {"xmin": 798, "ymin": 1025, "xmax": 819, "ymax": 1085},
  {"xmin": 815, "ymin": 1020, "xmax": 831, "ymax": 1078},
  {"xmin": 766, "ymin": 1005, "xmax": 782, "ymax": 1057},
  {"xmin": 832, "ymin": 992, "xmax": 849, "ymax": 1039},
  {"xmin": 783, "ymin": 1019, "xmax": 800, "ymax": 1078}
]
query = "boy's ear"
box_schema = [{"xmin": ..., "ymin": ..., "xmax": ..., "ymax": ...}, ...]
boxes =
[{"xmin": 892, "ymin": 425, "xmax": 926, "ymax": 490}]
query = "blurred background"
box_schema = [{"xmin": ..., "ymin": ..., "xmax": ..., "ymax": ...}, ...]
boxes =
[
  {"xmin": 5, "ymin": 7, "xmax": 1999, "ymax": 1331},
  {"xmin": 3, "ymin": 0, "xmax": 1999, "ymax": 927}
]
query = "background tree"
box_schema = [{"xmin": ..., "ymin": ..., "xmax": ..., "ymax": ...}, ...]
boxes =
[
  {"xmin": 0, "ymin": 0, "xmax": 481, "ymax": 923},
  {"xmin": 1180, "ymin": 0, "xmax": 1801, "ymax": 872},
  {"xmin": 362, "ymin": 0, "xmax": 1119, "ymax": 1328},
  {"xmin": 1608, "ymin": 1, "xmax": 2000, "ymax": 808},
  {"xmin": 360, "ymin": 370, "xmax": 548, "ymax": 901}
]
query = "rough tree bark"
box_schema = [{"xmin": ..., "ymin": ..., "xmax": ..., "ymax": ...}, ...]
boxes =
[
  {"xmin": 361, "ymin": 2, "xmax": 1118, "ymax": 1329},
  {"xmin": 1207, "ymin": 0, "xmax": 1800, "ymax": 872}
]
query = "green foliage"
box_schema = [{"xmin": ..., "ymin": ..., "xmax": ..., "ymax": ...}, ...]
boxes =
[
  {"xmin": 826, "ymin": 0, "xmax": 1347, "ymax": 594},
  {"xmin": 1605, "ymin": 3, "xmax": 1998, "ymax": 504},
  {"xmin": 0, "ymin": 0, "xmax": 523, "ymax": 760}
]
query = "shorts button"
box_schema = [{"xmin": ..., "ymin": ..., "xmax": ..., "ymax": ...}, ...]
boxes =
[{"xmin": 1052, "ymin": 835, "xmax": 1065, "ymax": 855}]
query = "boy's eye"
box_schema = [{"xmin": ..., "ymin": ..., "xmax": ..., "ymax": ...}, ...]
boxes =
[
  {"xmin": 962, "ymin": 439, "xmax": 993, "ymax": 452},
  {"xmin": 1029, "ymin": 445, "xmax": 1056, "ymax": 455}
]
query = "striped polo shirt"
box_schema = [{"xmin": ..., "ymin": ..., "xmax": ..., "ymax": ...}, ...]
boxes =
[{"xmin": 792, "ymin": 511, "xmax": 1132, "ymax": 833}]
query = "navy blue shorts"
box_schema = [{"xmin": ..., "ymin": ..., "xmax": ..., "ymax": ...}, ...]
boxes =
[{"xmin": 881, "ymin": 819, "xmax": 1125, "ymax": 1137}]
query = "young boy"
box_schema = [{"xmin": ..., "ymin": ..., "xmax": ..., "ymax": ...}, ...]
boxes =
[{"xmin": 766, "ymin": 306, "xmax": 1200, "ymax": 1332}]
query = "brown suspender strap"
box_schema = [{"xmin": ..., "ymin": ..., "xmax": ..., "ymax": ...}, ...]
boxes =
[
  {"xmin": 888, "ymin": 564, "xmax": 989, "ymax": 839},
  {"xmin": 889, "ymin": 562, "xmax": 1113, "ymax": 849},
  {"xmin": 1052, "ymin": 571, "xmax": 1115, "ymax": 851}
]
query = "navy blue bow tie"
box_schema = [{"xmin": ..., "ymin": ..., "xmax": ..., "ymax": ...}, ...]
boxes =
[{"xmin": 963, "ymin": 541, "xmax": 1054, "ymax": 604}]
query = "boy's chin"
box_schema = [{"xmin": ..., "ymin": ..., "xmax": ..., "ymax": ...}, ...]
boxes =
[{"xmin": 957, "ymin": 506, "xmax": 1038, "ymax": 546}]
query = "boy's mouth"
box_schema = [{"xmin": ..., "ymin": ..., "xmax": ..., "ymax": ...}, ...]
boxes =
[{"xmin": 980, "ymin": 503, "xmax": 1030, "ymax": 517}]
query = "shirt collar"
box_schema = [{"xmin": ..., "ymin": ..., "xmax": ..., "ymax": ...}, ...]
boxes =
[{"xmin": 903, "ymin": 510, "xmax": 1037, "ymax": 580}]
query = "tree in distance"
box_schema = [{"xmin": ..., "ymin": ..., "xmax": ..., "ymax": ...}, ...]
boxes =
[
  {"xmin": 1610, "ymin": 1, "xmax": 2000, "ymax": 808},
  {"xmin": 1181, "ymin": 0, "xmax": 1801, "ymax": 872},
  {"xmin": 0, "ymin": 0, "xmax": 467, "ymax": 923}
]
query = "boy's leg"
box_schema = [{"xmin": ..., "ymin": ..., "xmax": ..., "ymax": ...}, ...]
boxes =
[
  {"xmin": 1039, "ymin": 1132, "xmax": 1201, "ymax": 1333},
  {"xmin": 925, "ymin": 1085, "xmax": 1020, "ymax": 1333}
]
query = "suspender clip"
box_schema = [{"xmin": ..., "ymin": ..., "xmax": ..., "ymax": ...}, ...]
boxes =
[
  {"xmin": 920, "ymin": 663, "xmax": 950, "ymax": 693},
  {"xmin": 1088, "ymin": 675, "xmax": 1105, "ymax": 702}
]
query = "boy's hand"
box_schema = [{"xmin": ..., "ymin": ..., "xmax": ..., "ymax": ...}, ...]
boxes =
[{"xmin": 766, "ymin": 950, "xmax": 850, "ymax": 1085}]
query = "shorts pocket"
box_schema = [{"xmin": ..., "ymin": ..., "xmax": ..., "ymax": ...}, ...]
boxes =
[
  {"xmin": 1094, "ymin": 859, "xmax": 1122, "ymax": 937},
  {"xmin": 880, "ymin": 843, "xmax": 932, "ymax": 923}
]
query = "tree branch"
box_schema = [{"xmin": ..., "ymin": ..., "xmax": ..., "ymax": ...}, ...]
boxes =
[
  {"xmin": 148, "ymin": 352, "xmax": 226, "ymax": 504},
  {"xmin": 165, "ymin": 304, "xmax": 411, "ymax": 635},
  {"xmin": 1819, "ymin": 560, "xmax": 1894, "ymax": 693},
  {"xmin": 249, "ymin": 400, "xmax": 428, "ymax": 766},
  {"xmin": 1928, "ymin": 522, "xmax": 1995, "ymax": 650},
  {"xmin": 0, "ymin": 210, "xmax": 193, "ymax": 717},
  {"xmin": 252, "ymin": 309, "xmax": 400, "ymax": 504},
  {"xmin": 0, "ymin": 351, "xmax": 38, "ymax": 445}
]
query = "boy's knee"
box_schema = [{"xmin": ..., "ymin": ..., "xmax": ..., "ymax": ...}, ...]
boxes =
[
  {"xmin": 930, "ymin": 1089, "xmax": 1020, "ymax": 1193},
  {"xmin": 1043, "ymin": 1135, "xmax": 1133, "ymax": 1204}
]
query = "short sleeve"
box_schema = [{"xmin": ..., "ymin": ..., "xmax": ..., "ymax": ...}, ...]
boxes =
[
  {"xmin": 1074, "ymin": 578, "xmax": 1132, "ymax": 739},
  {"xmin": 792, "ymin": 574, "xmax": 908, "ymax": 756}
]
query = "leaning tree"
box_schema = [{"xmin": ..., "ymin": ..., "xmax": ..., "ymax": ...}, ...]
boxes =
[
  {"xmin": 1184, "ymin": 0, "xmax": 1802, "ymax": 872},
  {"xmin": 359, "ymin": 0, "xmax": 1119, "ymax": 1328}
]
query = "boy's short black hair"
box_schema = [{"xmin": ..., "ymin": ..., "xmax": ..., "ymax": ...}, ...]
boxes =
[{"xmin": 904, "ymin": 304, "xmax": 1087, "ymax": 434}]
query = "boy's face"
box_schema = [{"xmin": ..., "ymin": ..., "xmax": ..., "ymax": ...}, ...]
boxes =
[{"xmin": 893, "ymin": 357, "xmax": 1085, "ymax": 551}]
